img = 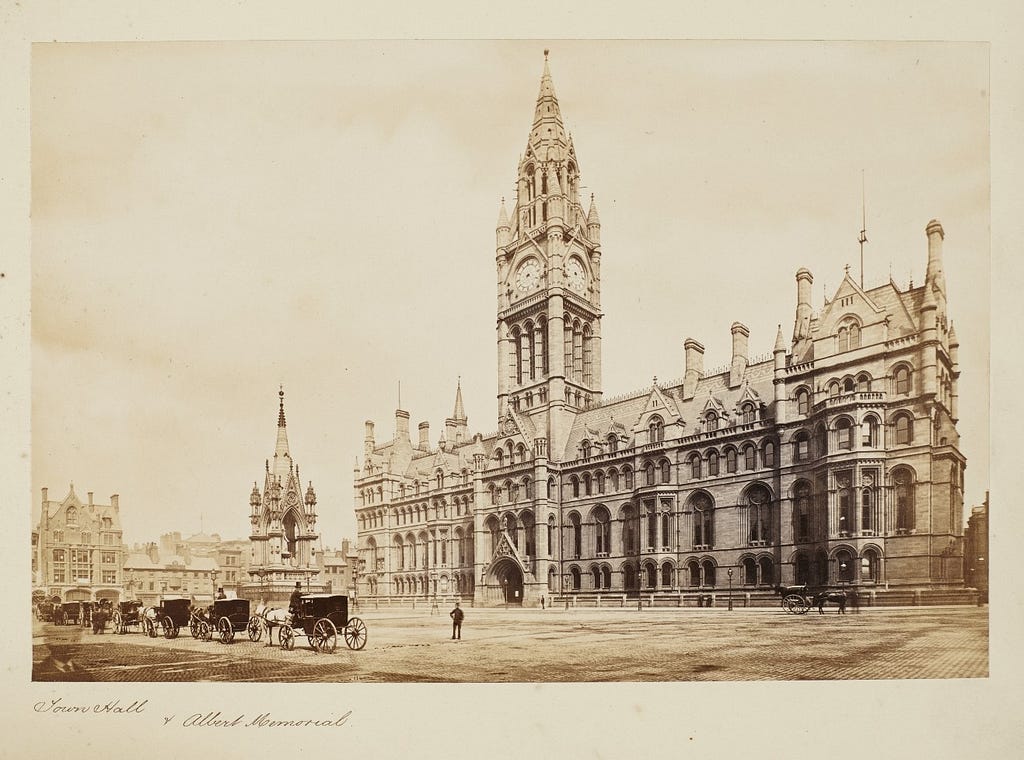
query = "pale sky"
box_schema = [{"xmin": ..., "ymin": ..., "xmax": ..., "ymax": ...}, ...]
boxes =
[{"xmin": 30, "ymin": 40, "xmax": 990, "ymax": 546}]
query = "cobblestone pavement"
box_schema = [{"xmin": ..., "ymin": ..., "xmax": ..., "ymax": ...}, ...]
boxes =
[{"xmin": 32, "ymin": 605, "xmax": 988, "ymax": 682}]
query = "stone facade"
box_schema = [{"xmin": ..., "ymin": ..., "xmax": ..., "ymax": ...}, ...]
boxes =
[{"xmin": 354, "ymin": 53, "xmax": 966, "ymax": 607}]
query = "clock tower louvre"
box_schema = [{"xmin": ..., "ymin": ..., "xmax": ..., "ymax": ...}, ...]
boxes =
[{"xmin": 496, "ymin": 51, "xmax": 603, "ymax": 463}]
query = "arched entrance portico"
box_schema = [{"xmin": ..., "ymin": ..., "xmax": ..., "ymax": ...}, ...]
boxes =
[{"xmin": 490, "ymin": 559, "xmax": 524, "ymax": 606}]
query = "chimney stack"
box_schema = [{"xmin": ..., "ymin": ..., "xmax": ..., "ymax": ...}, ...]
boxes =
[
  {"xmin": 42, "ymin": 487, "xmax": 48, "ymax": 503},
  {"xmin": 88, "ymin": 491, "xmax": 94, "ymax": 507},
  {"xmin": 111, "ymin": 494, "xmax": 119, "ymax": 511},
  {"xmin": 729, "ymin": 322, "xmax": 750, "ymax": 388},
  {"xmin": 925, "ymin": 219, "xmax": 947, "ymax": 294},
  {"xmin": 683, "ymin": 339, "xmax": 705, "ymax": 400},
  {"xmin": 395, "ymin": 409, "xmax": 410, "ymax": 442},
  {"xmin": 418, "ymin": 421, "xmax": 431, "ymax": 450},
  {"xmin": 793, "ymin": 268, "xmax": 813, "ymax": 342},
  {"xmin": 364, "ymin": 420, "xmax": 375, "ymax": 457}
]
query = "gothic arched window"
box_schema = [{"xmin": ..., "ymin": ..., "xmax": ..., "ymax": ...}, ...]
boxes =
[
  {"xmin": 743, "ymin": 444, "xmax": 756, "ymax": 471},
  {"xmin": 648, "ymin": 415, "xmax": 664, "ymax": 443},
  {"xmin": 894, "ymin": 468, "xmax": 916, "ymax": 531},
  {"xmin": 747, "ymin": 485, "xmax": 771, "ymax": 543},
  {"xmin": 593, "ymin": 506, "xmax": 611, "ymax": 555},
  {"xmin": 796, "ymin": 387, "xmax": 810, "ymax": 416},
  {"xmin": 894, "ymin": 365, "xmax": 912, "ymax": 395},
  {"xmin": 692, "ymin": 494, "xmax": 714, "ymax": 548},
  {"xmin": 894, "ymin": 413, "xmax": 913, "ymax": 445},
  {"xmin": 741, "ymin": 403, "xmax": 757, "ymax": 424}
]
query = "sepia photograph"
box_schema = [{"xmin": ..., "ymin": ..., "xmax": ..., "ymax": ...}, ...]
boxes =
[
  {"xmin": 30, "ymin": 38, "xmax": 990, "ymax": 685},
  {"xmin": 5, "ymin": 4, "xmax": 1023, "ymax": 759}
]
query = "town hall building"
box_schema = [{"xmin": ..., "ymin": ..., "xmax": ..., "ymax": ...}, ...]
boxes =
[{"xmin": 353, "ymin": 53, "xmax": 966, "ymax": 607}]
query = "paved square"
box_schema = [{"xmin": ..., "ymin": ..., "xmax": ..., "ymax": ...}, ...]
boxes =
[{"xmin": 33, "ymin": 605, "xmax": 988, "ymax": 682}]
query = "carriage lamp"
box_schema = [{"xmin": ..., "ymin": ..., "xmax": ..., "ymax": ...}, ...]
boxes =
[{"xmin": 727, "ymin": 567, "xmax": 734, "ymax": 611}]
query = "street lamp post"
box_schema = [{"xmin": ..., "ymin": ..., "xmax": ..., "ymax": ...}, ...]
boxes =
[
  {"xmin": 502, "ymin": 578, "xmax": 508, "ymax": 610},
  {"xmin": 304, "ymin": 570, "xmax": 311, "ymax": 593},
  {"xmin": 977, "ymin": 556, "xmax": 986, "ymax": 605},
  {"xmin": 727, "ymin": 567, "xmax": 734, "ymax": 611},
  {"xmin": 211, "ymin": 569, "xmax": 219, "ymax": 599},
  {"xmin": 562, "ymin": 573, "xmax": 570, "ymax": 610}
]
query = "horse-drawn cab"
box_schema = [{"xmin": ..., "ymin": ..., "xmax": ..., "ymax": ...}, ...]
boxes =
[
  {"xmin": 144, "ymin": 596, "xmax": 191, "ymax": 638},
  {"xmin": 279, "ymin": 594, "xmax": 367, "ymax": 653},
  {"xmin": 196, "ymin": 598, "xmax": 262, "ymax": 644},
  {"xmin": 775, "ymin": 584, "xmax": 848, "ymax": 615},
  {"xmin": 37, "ymin": 600, "xmax": 57, "ymax": 622},
  {"xmin": 59, "ymin": 601, "xmax": 81, "ymax": 626},
  {"xmin": 112, "ymin": 600, "xmax": 144, "ymax": 634}
]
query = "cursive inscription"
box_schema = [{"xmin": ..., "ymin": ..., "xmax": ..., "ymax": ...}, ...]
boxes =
[
  {"xmin": 180, "ymin": 710, "xmax": 352, "ymax": 728},
  {"xmin": 34, "ymin": 698, "xmax": 148, "ymax": 715}
]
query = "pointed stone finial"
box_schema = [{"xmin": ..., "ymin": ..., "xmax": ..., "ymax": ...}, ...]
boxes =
[
  {"xmin": 278, "ymin": 386, "xmax": 286, "ymax": 427},
  {"xmin": 774, "ymin": 324, "xmax": 786, "ymax": 352},
  {"xmin": 453, "ymin": 376, "xmax": 466, "ymax": 421}
]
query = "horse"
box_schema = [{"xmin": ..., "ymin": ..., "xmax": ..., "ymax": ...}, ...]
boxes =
[
  {"xmin": 812, "ymin": 589, "xmax": 847, "ymax": 615},
  {"xmin": 255, "ymin": 604, "xmax": 293, "ymax": 647}
]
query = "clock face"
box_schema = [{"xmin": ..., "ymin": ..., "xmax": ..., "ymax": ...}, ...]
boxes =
[
  {"xmin": 566, "ymin": 258, "xmax": 586, "ymax": 292},
  {"xmin": 515, "ymin": 260, "xmax": 541, "ymax": 292}
]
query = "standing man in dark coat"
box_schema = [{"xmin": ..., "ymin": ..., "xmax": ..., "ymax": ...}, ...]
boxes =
[{"xmin": 450, "ymin": 601, "xmax": 464, "ymax": 640}]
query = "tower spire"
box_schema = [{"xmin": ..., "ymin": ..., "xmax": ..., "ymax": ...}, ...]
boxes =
[
  {"xmin": 273, "ymin": 387, "xmax": 291, "ymax": 478},
  {"xmin": 453, "ymin": 376, "xmax": 466, "ymax": 421},
  {"xmin": 527, "ymin": 50, "xmax": 568, "ymax": 158}
]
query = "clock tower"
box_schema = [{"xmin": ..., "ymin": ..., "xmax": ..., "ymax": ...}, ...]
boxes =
[{"xmin": 495, "ymin": 51, "xmax": 603, "ymax": 462}]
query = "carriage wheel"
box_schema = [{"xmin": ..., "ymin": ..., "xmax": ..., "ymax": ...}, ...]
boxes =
[
  {"xmin": 280, "ymin": 626, "xmax": 295, "ymax": 651},
  {"xmin": 218, "ymin": 617, "xmax": 235, "ymax": 644},
  {"xmin": 198, "ymin": 621, "xmax": 212, "ymax": 642},
  {"xmin": 247, "ymin": 616, "xmax": 263, "ymax": 643},
  {"xmin": 311, "ymin": 619, "xmax": 338, "ymax": 654},
  {"xmin": 112, "ymin": 611, "xmax": 122, "ymax": 634},
  {"xmin": 343, "ymin": 617, "xmax": 367, "ymax": 651},
  {"xmin": 189, "ymin": 618, "xmax": 201, "ymax": 639},
  {"xmin": 163, "ymin": 617, "xmax": 179, "ymax": 639},
  {"xmin": 783, "ymin": 594, "xmax": 809, "ymax": 615}
]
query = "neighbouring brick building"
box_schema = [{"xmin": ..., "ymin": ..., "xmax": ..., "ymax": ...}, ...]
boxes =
[
  {"xmin": 354, "ymin": 52, "xmax": 967, "ymax": 607},
  {"xmin": 35, "ymin": 485, "xmax": 126, "ymax": 603}
]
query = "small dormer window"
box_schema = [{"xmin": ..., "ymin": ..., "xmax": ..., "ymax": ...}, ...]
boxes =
[
  {"xmin": 581, "ymin": 440, "xmax": 592, "ymax": 460},
  {"xmin": 705, "ymin": 413, "xmax": 719, "ymax": 432},
  {"xmin": 649, "ymin": 416, "xmax": 665, "ymax": 443},
  {"xmin": 741, "ymin": 403, "xmax": 757, "ymax": 424}
]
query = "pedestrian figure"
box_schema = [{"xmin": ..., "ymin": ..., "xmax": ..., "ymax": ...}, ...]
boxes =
[
  {"xmin": 91, "ymin": 606, "xmax": 107, "ymax": 634},
  {"xmin": 541, "ymin": 595, "xmax": 545, "ymax": 610},
  {"xmin": 848, "ymin": 588, "xmax": 860, "ymax": 613},
  {"xmin": 450, "ymin": 601, "xmax": 464, "ymax": 640},
  {"xmin": 288, "ymin": 581, "xmax": 303, "ymax": 620}
]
